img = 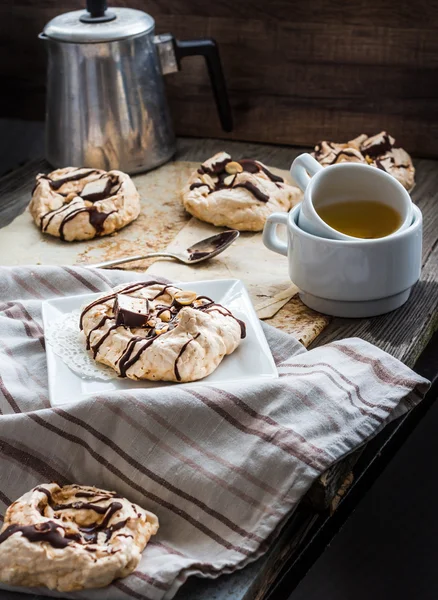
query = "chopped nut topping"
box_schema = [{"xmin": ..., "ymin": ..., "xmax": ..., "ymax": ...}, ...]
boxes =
[
  {"xmin": 174, "ymin": 290, "xmax": 197, "ymax": 305},
  {"xmin": 155, "ymin": 323, "xmax": 169, "ymax": 335},
  {"xmin": 159, "ymin": 309, "xmax": 172, "ymax": 322},
  {"xmin": 200, "ymin": 174, "xmax": 216, "ymax": 189},
  {"xmin": 225, "ymin": 161, "xmax": 244, "ymax": 175}
]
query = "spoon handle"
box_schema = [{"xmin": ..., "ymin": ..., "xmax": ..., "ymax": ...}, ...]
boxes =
[{"xmin": 82, "ymin": 252, "xmax": 178, "ymax": 269}]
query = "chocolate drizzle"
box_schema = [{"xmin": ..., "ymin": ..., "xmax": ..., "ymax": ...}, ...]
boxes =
[
  {"xmin": 189, "ymin": 182, "xmax": 208, "ymax": 191},
  {"xmin": 91, "ymin": 324, "xmax": 119, "ymax": 358},
  {"xmin": 88, "ymin": 209, "xmax": 116, "ymax": 235},
  {"xmin": 118, "ymin": 335, "xmax": 158, "ymax": 377},
  {"xmin": 36, "ymin": 170, "xmax": 121, "ymax": 239},
  {"xmin": 174, "ymin": 334, "xmax": 200, "ymax": 381},
  {"xmin": 239, "ymin": 159, "xmax": 284, "ymax": 183},
  {"xmin": 326, "ymin": 150, "xmax": 363, "ymax": 165},
  {"xmin": 152, "ymin": 284, "xmax": 174, "ymax": 300},
  {"xmin": 78, "ymin": 502, "xmax": 124, "ymax": 544},
  {"xmin": 234, "ymin": 182, "xmax": 270, "ymax": 202},
  {"xmin": 0, "ymin": 521, "xmax": 81, "ymax": 549},
  {"xmin": 200, "ymin": 304, "xmax": 246, "ymax": 339},
  {"xmin": 51, "ymin": 501, "xmax": 115, "ymax": 513},
  {"xmin": 49, "ymin": 169, "xmax": 98, "ymax": 190},
  {"xmin": 193, "ymin": 156, "xmax": 283, "ymax": 203},
  {"xmin": 15, "ymin": 487, "xmax": 129, "ymax": 548},
  {"xmin": 86, "ymin": 314, "xmax": 111, "ymax": 350},
  {"xmin": 198, "ymin": 157, "xmax": 231, "ymax": 175},
  {"xmin": 57, "ymin": 207, "xmax": 116, "ymax": 240},
  {"xmin": 41, "ymin": 200, "xmax": 81, "ymax": 232},
  {"xmin": 375, "ymin": 158, "xmax": 387, "ymax": 172}
]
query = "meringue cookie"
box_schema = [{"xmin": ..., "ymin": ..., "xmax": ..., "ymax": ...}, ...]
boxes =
[
  {"xmin": 312, "ymin": 132, "xmax": 415, "ymax": 191},
  {"xmin": 80, "ymin": 281, "xmax": 246, "ymax": 382},
  {"xmin": 0, "ymin": 483, "xmax": 158, "ymax": 592},
  {"xmin": 181, "ymin": 152, "xmax": 302, "ymax": 231},
  {"xmin": 29, "ymin": 167, "xmax": 141, "ymax": 241}
]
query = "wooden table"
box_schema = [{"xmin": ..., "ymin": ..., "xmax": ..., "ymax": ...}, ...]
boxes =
[{"xmin": 1, "ymin": 138, "xmax": 437, "ymax": 600}]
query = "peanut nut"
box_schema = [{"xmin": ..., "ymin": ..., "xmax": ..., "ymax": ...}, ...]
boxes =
[
  {"xmin": 174, "ymin": 290, "xmax": 197, "ymax": 306},
  {"xmin": 200, "ymin": 173, "xmax": 216, "ymax": 189},
  {"xmin": 223, "ymin": 175, "xmax": 236, "ymax": 186},
  {"xmin": 159, "ymin": 309, "xmax": 172, "ymax": 322},
  {"xmin": 225, "ymin": 161, "xmax": 243, "ymax": 175},
  {"xmin": 155, "ymin": 323, "xmax": 169, "ymax": 335}
]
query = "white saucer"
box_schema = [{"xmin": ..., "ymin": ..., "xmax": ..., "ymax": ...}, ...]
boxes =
[
  {"xmin": 42, "ymin": 279, "xmax": 278, "ymax": 406},
  {"xmin": 299, "ymin": 288, "xmax": 412, "ymax": 319}
]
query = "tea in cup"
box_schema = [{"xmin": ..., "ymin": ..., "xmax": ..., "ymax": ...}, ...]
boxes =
[{"xmin": 291, "ymin": 153, "xmax": 413, "ymax": 241}]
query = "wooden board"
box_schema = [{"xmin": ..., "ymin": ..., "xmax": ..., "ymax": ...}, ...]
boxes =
[
  {"xmin": 0, "ymin": 156, "xmax": 329, "ymax": 345},
  {"xmin": 1, "ymin": 1, "xmax": 438, "ymax": 156}
]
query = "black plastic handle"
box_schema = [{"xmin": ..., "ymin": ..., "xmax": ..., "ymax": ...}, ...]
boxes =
[
  {"xmin": 86, "ymin": 0, "xmax": 106, "ymax": 18},
  {"xmin": 174, "ymin": 38, "xmax": 233, "ymax": 133},
  {"xmin": 81, "ymin": 0, "xmax": 116, "ymax": 23}
]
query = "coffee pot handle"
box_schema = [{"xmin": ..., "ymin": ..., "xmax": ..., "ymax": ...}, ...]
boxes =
[{"xmin": 155, "ymin": 35, "xmax": 233, "ymax": 132}]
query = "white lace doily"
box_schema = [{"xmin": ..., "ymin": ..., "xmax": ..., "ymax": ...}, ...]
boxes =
[{"xmin": 45, "ymin": 311, "xmax": 118, "ymax": 381}]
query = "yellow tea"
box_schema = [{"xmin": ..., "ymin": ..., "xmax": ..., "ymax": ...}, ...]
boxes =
[{"xmin": 316, "ymin": 200, "xmax": 402, "ymax": 239}]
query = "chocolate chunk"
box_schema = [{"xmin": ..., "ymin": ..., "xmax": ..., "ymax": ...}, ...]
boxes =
[
  {"xmin": 199, "ymin": 156, "xmax": 231, "ymax": 175},
  {"xmin": 81, "ymin": 178, "xmax": 113, "ymax": 202},
  {"xmin": 361, "ymin": 132, "xmax": 394, "ymax": 159},
  {"xmin": 114, "ymin": 294, "xmax": 150, "ymax": 328}
]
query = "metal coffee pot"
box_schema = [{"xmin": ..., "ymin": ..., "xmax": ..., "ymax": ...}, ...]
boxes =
[{"xmin": 40, "ymin": 0, "xmax": 232, "ymax": 173}]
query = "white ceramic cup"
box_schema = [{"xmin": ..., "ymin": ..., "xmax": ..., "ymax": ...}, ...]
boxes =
[
  {"xmin": 262, "ymin": 203, "xmax": 422, "ymax": 318},
  {"xmin": 291, "ymin": 153, "xmax": 413, "ymax": 240}
]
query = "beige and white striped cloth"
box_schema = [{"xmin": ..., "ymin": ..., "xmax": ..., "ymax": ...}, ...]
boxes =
[{"xmin": 0, "ymin": 266, "xmax": 429, "ymax": 599}]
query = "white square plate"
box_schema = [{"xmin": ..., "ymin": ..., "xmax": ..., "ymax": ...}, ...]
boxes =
[{"xmin": 42, "ymin": 279, "xmax": 278, "ymax": 405}]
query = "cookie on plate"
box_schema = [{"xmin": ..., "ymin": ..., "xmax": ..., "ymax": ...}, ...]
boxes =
[
  {"xmin": 0, "ymin": 483, "xmax": 158, "ymax": 591},
  {"xmin": 80, "ymin": 281, "xmax": 246, "ymax": 382},
  {"xmin": 312, "ymin": 131, "xmax": 415, "ymax": 191},
  {"xmin": 181, "ymin": 152, "xmax": 302, "ymax": 231},
  {"xmin": 29, "ymin": 167, "xmax": 141, "ymax": 241}
]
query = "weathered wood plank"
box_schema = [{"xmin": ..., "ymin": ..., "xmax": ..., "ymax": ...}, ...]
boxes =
[{"xmin": 1, "ymin": 0, "xmax": 438, "ymax": 155}]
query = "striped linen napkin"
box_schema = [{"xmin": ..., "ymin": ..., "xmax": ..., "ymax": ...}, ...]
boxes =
[{"xmin": 0, "ymin": 266, "xmax": 429, "ymax": 600}]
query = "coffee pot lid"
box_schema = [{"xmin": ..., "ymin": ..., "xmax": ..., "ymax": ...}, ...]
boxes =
[{"xmin": 43, "ymin": 2, "xmax": 154, "ymax": 43}]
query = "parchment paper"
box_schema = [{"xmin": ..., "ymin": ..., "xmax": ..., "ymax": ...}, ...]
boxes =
[{"xmin": 0, "ymin": 161, "xmax": 329, "ymax": 345}]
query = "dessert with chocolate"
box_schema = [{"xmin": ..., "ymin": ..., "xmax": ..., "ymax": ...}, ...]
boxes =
[
  {"xmin": 312, "ymin": 132, "xmax": 415, "ymax": 191},
  {"xmin": 0, "ymin": 483, "xmax": 158, "ymax": 591},
  {"xmin": 80, "ymin": 281, "xmax": 246, "ymax": 382},
  {"xmin": 29, "ymin": 167, "xmax": 141, "ymax": 241},
  {"xmin": 182, "ymin": 152, "xmax": 302, "ymax": 231}
]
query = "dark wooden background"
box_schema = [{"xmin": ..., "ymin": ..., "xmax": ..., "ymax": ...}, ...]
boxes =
[{"xmin": 2, "ymin": 0, "xmax": 438, "ymax": 156}]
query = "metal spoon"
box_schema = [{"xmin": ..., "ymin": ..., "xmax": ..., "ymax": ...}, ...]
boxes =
[{"xmin": 83, "ymin": 230, "xmax": 240, "ymax": 269}]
